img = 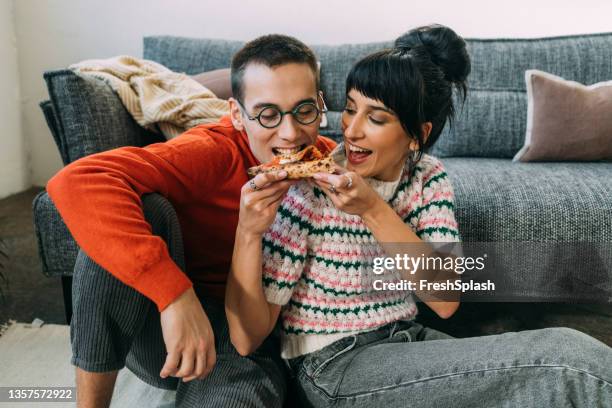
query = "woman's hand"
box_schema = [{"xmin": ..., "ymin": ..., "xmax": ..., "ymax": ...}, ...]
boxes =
[
  {"xmin": 312, "ymin": 166, "xmax": 381, "ymax": 216},
  {"xmin": 237, "ymin": 170, "xmax": 297, "ymax": 237}
]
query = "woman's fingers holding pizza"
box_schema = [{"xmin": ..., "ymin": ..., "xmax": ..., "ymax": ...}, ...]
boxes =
[
  {"xmin": 312, "ymin": 171, "xmax": 379, "ymax": 216},
  {"xmin": 312, "ymin": 171, "xmax": 354, "ymax": 191}
]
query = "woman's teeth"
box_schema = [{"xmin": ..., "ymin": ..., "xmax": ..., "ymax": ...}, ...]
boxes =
[
  {"xmin": 348, "ymin": 144, "xmax": 372, "ymax": 153},
  {"xmin": 347, "ymin": 143, "xmax": 373, "ymax": 165}
]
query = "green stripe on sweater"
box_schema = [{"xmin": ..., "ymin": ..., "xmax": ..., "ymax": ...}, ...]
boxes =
[
  {"xmin": 416, "ymin": 226, "xmax": 460, "ymax": 238},
  {"xmin": 402, "ymin": 200, "xmax": 454, "ymax": 223},
  {"xmin": 303, "ymin": 276, "xmax": 363, "ymax": 297},
  {"xmin": 263, "ymin": 238, "xmax": 305, "ymax": 263},
  {"xmin": 423, "ymin": 172, "xmax": 448, "ymax": 189},
  {"xmin": 263, "ymin": 276, "xmax": 298, "ymax": 290},
  {"xmin": 278, "ymin": 205, "xmax": 373, "ymax": 238},
  {"xmin": 277, "ymin": 206, "xmax": 311, "ymax": 232}
]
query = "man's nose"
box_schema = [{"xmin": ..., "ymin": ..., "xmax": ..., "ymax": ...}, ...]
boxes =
[{"xmin": 277, "ymin": 114, "xmax": 300, "ymax": 142}]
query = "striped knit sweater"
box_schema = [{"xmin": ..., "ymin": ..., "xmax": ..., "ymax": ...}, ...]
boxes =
[{"xmin": 262, "ymin": 153, "xmax": 460, "ymax": 359}]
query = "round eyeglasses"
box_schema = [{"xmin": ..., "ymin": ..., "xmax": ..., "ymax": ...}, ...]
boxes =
[{"xmin": 237, "ymin": 98, "xmax": 327, "ymax": 129}]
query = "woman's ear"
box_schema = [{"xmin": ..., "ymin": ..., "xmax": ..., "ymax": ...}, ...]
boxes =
[
  {"xmin": 228, "ymin": 98, "xmax": 245, "ymax": 131},
  {"xmin": 421, "ymin": 122, "xmax": 433, "ymax": 145}
]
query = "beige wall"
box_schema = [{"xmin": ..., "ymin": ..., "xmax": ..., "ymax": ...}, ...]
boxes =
[
  {"xmin": 0, "ymin": 0, "xmax": 27, "ymax": 199},
  {"xmin": 4, "ymin": 0, "xmax": 612, "ymax": 195}
]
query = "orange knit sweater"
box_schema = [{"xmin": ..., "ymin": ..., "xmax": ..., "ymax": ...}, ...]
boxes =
[{"xmin": 47, "ymin": 116, "xmax": 335, "ymax": 311}]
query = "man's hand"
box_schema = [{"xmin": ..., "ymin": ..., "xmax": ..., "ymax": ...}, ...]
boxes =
[
  {"xmin": 159, "ymin": 287, "xmax": 216, "ymax": 382},
  {"xmin": 237, "ymin": 170, "xmax": 297, "ymax": 237}
]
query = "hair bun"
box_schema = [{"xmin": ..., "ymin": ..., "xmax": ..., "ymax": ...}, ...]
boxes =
[{"xmin": 395, "ymin": 24, "xmax": 471, "ymax": 84}]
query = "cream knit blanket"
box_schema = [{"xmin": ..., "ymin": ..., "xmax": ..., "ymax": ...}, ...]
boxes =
[{"xmin": 70, "ymin": 55, "xmax": 230, "ymax": 139}]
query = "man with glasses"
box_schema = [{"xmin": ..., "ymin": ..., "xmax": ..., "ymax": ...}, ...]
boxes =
[{"xmin": 46, "ymin": 34, "xmax": 335, "ymax": 407}]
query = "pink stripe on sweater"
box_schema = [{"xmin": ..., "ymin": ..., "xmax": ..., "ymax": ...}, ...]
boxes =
[
  {"xmin": 263, "ymin": 264, "xmax": 300, "ymax": 283},
  {"xmin": 305, "ymin": 267, "xmax": 367, "ymax": 290},
  {"xmin": 418, "ymin": 217, "xmax": 459, "ymax": 229},
  {"xmin": 292, "ymin": 288, "xmax": 406, "ymax": 307},
  {"xmin": 422, "ymin": 191, "xmax": 454, "ymax": 206},
  {"xmin": 284, "ymin": 195, "xmax": 364, "ymax": 227},
  {"xmin": 267, "ymin": 230, "xmax": 303, "ymax": 252}
]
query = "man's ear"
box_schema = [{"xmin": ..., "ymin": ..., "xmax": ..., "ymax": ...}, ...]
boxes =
[{"xmin": 228, "ymin": 98, "xmax": 245, "ymax": 131}]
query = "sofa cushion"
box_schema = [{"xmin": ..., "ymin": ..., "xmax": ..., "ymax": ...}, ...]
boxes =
[
  {"xmin": 443, "ymin": 158, "xmax": 612, "ymax": 242},
  {"xmin": 513, "ymin": 70, "xmax": 612, "ymax": 162},
  {"xmin": 191, "ymin": 68, "xmax": 232, "ymax": 100},
  {"xmin": 429, "ymin": 90, "xmax": 527, "ymax": 158},
  {"xmin": 443, "ymin": 157, "xmax": 612, "ymax": 301}
]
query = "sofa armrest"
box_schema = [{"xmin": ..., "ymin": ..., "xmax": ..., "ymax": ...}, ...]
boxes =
[
  {"xmin": 32, "ymin": 190, "xmax": 78, "ymax": 277},
  {"xmin": 42, "ymin": 69, "xmax": 165, "ymax": 163},
  {"xmin": 39, "ymin": 100, "xmax": 69, "ymax": 165}
]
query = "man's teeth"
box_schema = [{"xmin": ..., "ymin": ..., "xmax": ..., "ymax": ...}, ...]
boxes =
[
  {"xmin": 274, "ymin": 147, "xmax": 301, "ymax": 155},
  {"xmin": 348, "ymin": 144, "xmax": 372, "ymax": 153}
]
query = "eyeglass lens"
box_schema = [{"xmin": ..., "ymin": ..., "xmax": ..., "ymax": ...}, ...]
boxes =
[{"xmin": 258, "ymin": 102, "xmax": 320, "ymax": 128}]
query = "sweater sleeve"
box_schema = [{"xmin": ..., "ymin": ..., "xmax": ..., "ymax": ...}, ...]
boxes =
[
  {"xmin": 261, "ymin": 187, "xmax": 310, "ymax": 305},
  {"xmin": 416, "ymin": 160, "xmax": 461, "ymax": 243},
  {"xmin": 46, "ymin": 126, "xmax": 238, "ymax": 311}
]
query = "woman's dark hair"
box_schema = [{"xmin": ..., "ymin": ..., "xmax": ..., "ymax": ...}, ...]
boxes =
[{"xmin": 346, "ymin": 24, "xmax": 470, "ymax": 153}]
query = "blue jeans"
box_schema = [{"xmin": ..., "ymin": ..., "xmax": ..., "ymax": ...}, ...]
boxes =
[{"xmin": 287, "ymin": 321, "xmax": 612, "ymax": 407}]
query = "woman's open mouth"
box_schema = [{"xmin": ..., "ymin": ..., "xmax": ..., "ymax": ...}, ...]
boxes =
[{"xmin": 346, "ymin": 142, "xmax": 373, "ymax": 165}]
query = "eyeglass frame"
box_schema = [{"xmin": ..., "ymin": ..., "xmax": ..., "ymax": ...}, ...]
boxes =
[{"xmin": 236, "ymin": 92, "xmax": 328, "ymax": 129}]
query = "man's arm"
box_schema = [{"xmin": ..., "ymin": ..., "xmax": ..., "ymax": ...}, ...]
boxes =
[
  {"xmin": 47, "ymin": 129, "xmax": 235, "ymax": 310},
  {"xmin": 47, "ymin": 127, "xmax": 236, "ymax": 382}
]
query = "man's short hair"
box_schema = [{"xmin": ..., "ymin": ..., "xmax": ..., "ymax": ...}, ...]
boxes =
[{"xmin": 231, "ymin": 34, "xmax": 319, "ymax": 104}]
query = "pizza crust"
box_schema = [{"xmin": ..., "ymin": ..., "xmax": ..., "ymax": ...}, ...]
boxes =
[{"xmin": 247, "ymin": 146, "xmax": 335, "ymax": 179}]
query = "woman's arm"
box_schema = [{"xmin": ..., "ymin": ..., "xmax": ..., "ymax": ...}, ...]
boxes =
[
  {"xmin": 224, "ymin": 170, "xmax": 292, "ymax": 356},
  {"xmin": 225, "ymin": 227, "xmax": 281, "ymax": 356}
]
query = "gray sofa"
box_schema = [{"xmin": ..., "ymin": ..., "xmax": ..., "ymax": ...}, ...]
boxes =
[{"xmin": 35, "ymin": 33, "xmax": 612, "ymax": 322}]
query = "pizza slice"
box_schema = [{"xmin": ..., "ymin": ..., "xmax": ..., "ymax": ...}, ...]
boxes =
[{"xmin": 247, "ymin": 145, "xmax": 335, "ymax": 179}]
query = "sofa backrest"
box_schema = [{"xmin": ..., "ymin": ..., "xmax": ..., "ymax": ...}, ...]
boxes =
[{"xmin": 144, "ymin": 33, "xmax": 612, "ymax": 158}]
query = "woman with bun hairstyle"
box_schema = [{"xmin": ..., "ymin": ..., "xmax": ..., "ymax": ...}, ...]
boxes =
[{"xmin": 226, "ymin": 25, "xmax": 612, "ymax": 407}]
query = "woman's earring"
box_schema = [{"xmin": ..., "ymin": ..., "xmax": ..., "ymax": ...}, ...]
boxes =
[
  {"xmin": 408, "ymin": 150, "xmax": 422, "ymax": 175},
  {"xmin": 319, "ymin": 92, "xmax": 328, "ymax": 128}
]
